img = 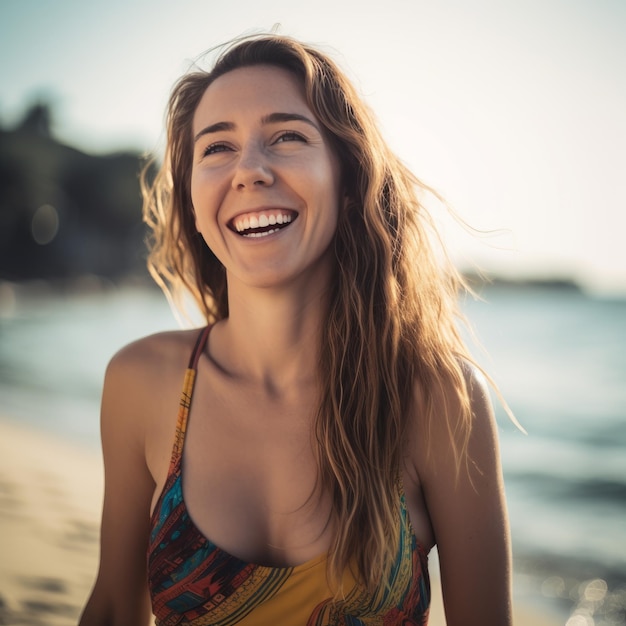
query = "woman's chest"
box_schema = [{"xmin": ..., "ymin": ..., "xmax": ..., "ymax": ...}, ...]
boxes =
[{"xmin": 178, "ymin": 379, "xmax": 335, "ymax": 568}]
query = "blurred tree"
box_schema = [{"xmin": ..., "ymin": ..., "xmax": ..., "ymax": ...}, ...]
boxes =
[{"xmin": 0, "ymin": 102, "xmax": 154, "ymax": 282}]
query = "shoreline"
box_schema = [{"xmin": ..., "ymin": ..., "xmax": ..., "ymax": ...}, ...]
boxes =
[{"xmin": 0, "ymin": 416, "xmax": 563, "ymax": 625}]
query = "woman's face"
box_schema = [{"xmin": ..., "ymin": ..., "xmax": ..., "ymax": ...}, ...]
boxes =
[{"xmin": 190, "ymin": 64, "xmax": 343, "ymax": 292}]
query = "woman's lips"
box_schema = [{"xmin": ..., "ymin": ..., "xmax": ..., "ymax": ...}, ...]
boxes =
[{"xmin": 229, "ymin": 209, "xmax": 298, "ymax": 237}]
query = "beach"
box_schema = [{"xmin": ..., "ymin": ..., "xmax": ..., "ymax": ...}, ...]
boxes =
[{"xmin": 0, "ymin": 417, "xmax": 563, "ymax": 626}]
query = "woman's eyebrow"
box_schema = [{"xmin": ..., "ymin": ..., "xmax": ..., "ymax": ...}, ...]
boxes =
[
  {"xmin": 260, "ymin": 112, "xmax": 320, "ymax": 130},
  {"xmin": 194, "ymin": 121, "xmax": 234, "ymax": 143},
  {"xmin": 194, "ymin": 112, "xmax": 320, "ymax": 144}
]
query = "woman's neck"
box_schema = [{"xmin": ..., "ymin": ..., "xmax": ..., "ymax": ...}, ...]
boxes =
[{"xmin": 209, "ymin": 278, "xmax": 330, "ymax": 396}]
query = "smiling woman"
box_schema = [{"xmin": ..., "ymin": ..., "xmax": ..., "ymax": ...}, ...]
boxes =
[
  {"xmin": 189, "ymin": 65, "xmax": 342, "ymax": 292},
  {"xmin": 79, "ymin": 34, "xmax": 512, "ymax": 626}
]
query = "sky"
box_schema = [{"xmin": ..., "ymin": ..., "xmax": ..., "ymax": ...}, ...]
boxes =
[{"xmin": 1, "ymin": 0, "xmax": 625, "ymax": 293}]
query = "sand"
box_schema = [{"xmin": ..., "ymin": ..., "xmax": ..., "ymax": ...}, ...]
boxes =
[
  {"xmin": 0, "ymin": 419, "xmax": 102, "ymax": 625},
  {"xmin": 0, "ymin": 417, "xmax": 563, "ymax": 625}
]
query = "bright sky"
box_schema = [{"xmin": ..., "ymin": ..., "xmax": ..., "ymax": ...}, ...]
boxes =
[{"xmin": 1, "ymin": 0, "xmax": 625, "ymax": 293}]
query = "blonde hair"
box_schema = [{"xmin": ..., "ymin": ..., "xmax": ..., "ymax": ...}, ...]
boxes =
[{"xmin": 142, "ymin": 34, "xmax": 475, "ymax": 594}]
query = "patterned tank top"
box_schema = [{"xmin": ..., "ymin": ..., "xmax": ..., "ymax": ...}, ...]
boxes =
[{"xmin": 148, "ymin": 326, "xmax": 430, "ymax": 625}]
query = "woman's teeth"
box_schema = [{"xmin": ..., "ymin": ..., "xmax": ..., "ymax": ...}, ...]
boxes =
[
  {"xmin": 244, "ymin": 228, "xmax": 281, "ymax": 238},
  {"xmin": 233, "ymin": 211, "xmax": 294, "ymax": 237}
]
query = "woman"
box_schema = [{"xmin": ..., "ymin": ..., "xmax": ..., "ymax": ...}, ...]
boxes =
[{"xmin": 79, "ymin": 35, "xmax": 512, "ymax": 625}]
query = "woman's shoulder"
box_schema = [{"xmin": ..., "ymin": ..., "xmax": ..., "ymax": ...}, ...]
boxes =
[
  {"xmin": 408, "ymin": 359, "xmax": 497, "ymax": 471},
  {"xmin": 107, "ymin": 327, "xmax": 204, "ymax": 378},
  {"xmin": 100, "ymin": 328, "xmax": 207, "ymax": 440},
  {"xmin": 411, "ymin": 359, "xmax": 491, "ymax": 422}
]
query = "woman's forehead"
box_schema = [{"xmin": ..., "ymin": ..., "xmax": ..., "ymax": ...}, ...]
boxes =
[{"xmin": 193, "ymin": 65, "xmax": 311, "ymax": 128}]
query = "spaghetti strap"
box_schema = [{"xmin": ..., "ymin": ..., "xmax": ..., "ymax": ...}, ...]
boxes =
[
  {"xmin": 188, "ymin": 325, "xmax": 211, "ymax": 370},
  {"xmin": 167, "ymin": 326, "xmax": 211, "ymax": 473}
]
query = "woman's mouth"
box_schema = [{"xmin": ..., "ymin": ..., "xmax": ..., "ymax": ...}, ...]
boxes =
[{"xmin": 229, "ymin": 209, "xmax": 298, "ymax": 238}]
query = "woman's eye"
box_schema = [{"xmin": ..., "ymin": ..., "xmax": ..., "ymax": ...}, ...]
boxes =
[
  {"xmin": 202, "ymin": 143, "xmax": 230, "ymax": 157},
  {"xmin": 275, "ymin": 131, "xmax": 306, "ymax": 144}
]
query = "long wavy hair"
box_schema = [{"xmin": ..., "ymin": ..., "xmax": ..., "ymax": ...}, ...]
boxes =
[{"xmin": 142, "ymin": 34, "xmax": 475, "ymax": 595}]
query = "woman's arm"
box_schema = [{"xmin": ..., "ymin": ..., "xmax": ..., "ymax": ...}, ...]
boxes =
[
  {"xmin": 79, "ymin": 347, "xmax": 156, "ymax": 626},
  {"xmin": 418, "ymin": 366, "xmax": 513, "ymax": 626}
]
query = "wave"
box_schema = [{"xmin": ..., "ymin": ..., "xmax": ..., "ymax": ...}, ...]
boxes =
[{"xmin": 506, "ymin": 471, "xmax": 626, "ymax": 507}]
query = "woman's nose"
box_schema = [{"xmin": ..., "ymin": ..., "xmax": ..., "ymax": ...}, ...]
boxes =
[{"xmin": 232, "ymin": 144, "xmax": 275, "ymax": 190}]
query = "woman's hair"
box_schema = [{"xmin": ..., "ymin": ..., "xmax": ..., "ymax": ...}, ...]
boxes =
[{"xmin": 143, "ymin": 34, "xmax": 474, "ymax": 595}]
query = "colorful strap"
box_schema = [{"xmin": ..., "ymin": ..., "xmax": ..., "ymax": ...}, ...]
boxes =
[{"xmin": 167, "ymin": 326, "xmax": 211, "ymax": 474}]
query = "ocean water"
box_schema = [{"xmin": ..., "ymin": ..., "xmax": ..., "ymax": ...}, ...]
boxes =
[
  {"xmin": 1, "ymin": 282, "xmax": 625, "ymax": 623},
  {"xmin": 462, "ymin": 286, "xmax": 626, "ymax": 624}
]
